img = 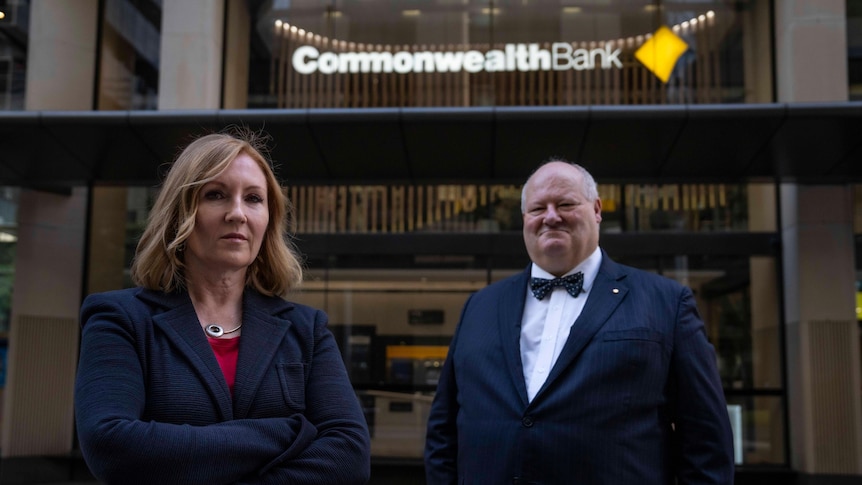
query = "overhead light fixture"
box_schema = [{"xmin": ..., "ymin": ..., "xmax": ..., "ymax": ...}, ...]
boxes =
[
  {"xmin": 562, "ymin": 7, "xmax": 582, "ymax": 14},
  {"xmin": 481, "ymin": 7, "xmax": 501, "ymax": 15},
  {"xmin": 402, "ymin": 9, "xmax": 421, "ymax": 17}
]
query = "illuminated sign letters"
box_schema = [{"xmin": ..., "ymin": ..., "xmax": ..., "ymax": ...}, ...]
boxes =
[{"xmin": 292, "ymin": 42, "xmax": 623, "ymax": 75}]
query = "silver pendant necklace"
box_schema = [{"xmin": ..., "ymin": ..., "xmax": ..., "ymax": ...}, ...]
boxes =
[{"xmin": 205, "ymin": 323, "xmax": 242, "ymax": 338}]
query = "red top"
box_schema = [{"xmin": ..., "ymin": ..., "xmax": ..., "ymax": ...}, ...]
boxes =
[{"xmin": 208, "ymin": 337, "xmax": 240, "ymax": 396}]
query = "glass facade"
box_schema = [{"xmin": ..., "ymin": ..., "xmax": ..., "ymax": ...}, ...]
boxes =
[
  {"xmin": 290, "ymin": 193, "xmax": 781, "ymax": 466},
  {"xmin": 0, "ymin": 186, "xmax": 16, "ymax": 334},
  {"xmin": 117, "ymin": 180, "xmax": 784, "ymax": 466},
  {"xmin": 39, "ymin": 0, "xmax": 782, "ymax": 473},
  {"xmin": 854, "ymin": 182, "xmax": 862, "ymax": 485},
  {"xmin": 249, "ymin": 0, "xmax": 755, "ymax": 108},
  {"xmin": 3, "ymin": 0, "xmax": 861, "ymax": 480},
  {"xmin": 243, "ymin": 0, "xmax": 787, "ymax": 467},
  {"xmin": 0, "ymin": 0, "xmax": 27, "ymax": 111},
  {"xmin": 0, "ymin": 185, "xmax": 15, "ymax": 443},
  {"xmin": 282, "ymin": 182, "xmax": 750, "ymax": 234},
  {"xmin": 98, "ymin": 0, "xmax": 160, "ymax": 110},
  {"xmin": 0, "ymin": 0, "xmax": 25, "ymax": 435},
  {"xmin": 849, "ymin": 0, "xmax": 862, "ymax": 100}
]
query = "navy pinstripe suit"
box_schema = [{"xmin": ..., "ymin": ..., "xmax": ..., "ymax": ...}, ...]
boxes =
[
  {"xmin": 74, "ymin": 287, "xmax": 370, "ymax": 485},
  {"xmin": 425, "ymin": 251, "xmax": 734, "ymax": 484}
]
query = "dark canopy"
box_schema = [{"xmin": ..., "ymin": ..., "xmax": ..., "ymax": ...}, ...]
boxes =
[{"xmin": 1, "ymin": 102, "xmax": 860, "ymax": 188}]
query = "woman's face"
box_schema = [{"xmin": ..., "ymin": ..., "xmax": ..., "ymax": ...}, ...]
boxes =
[{"xmin": 184, "ymin": 153, "xmax": 270, "ymax": 277}]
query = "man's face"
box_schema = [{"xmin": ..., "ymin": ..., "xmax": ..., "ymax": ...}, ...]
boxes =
[{"xmin": 522, "ymin": 162, "xmax": 602, "ymax": 277}]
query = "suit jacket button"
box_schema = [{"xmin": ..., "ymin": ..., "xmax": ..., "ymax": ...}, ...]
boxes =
[{"xmin": 522, "ymin": 416, "xmax": 534, "ymax": 427}]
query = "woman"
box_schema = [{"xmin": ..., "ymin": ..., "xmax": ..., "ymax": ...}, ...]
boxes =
[{"xmin": 74, "ymin": 130, "xmax": 371, "ymax": 484}]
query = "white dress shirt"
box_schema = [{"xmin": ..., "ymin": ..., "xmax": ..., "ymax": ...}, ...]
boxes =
[{"xmin": 520, "ymin": 247, "xmax": 602, "ymax": 402}]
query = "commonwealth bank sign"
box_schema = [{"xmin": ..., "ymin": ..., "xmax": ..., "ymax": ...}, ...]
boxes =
[{"xmin": 292, "ymin": 43, "xmax": 623, "ymax": 75}]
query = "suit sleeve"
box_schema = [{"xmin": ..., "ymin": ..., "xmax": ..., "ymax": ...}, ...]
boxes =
[
  {"xmin": 424, "ymin": 293, "xmax": 473, "ymax": 485},
  {"xmin": 670, "ymin": 286, "xmax": 736, "ymax": 484},
  {"xmin": 236, "ymin": 310, "xmax": 371, "ymax": 485}
]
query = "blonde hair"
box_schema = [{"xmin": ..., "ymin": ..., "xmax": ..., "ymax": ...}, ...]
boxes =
[{"xmin": 130, "ymin": 129, "xmax": 303, "ymax": 296}]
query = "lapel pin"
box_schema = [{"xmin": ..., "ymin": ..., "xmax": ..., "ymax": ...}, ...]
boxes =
[{"xmin": 612, "ymin": 288, "xmax": 620, "ymax": 294}]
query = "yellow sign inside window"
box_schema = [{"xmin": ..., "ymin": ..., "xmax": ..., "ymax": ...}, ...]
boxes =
[{"xmin": 635, "ymin": 26, "xmax": 689, "ymax": 83}]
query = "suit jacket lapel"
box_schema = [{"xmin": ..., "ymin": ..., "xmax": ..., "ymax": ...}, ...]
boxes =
[
  {"xmin": 499, "ymin": 267, "xmax": 531, "ymax": 408},
  {"xmin": 534, "ymin": 253, "xmax": 630, "ymax": 402},
  {"xmin": 146, "ymin": 291, "xmax": 235, "ymax": 421},
  {"xmin": 232, "ymin": 291, "xmax": 292, "ymax": 419}
]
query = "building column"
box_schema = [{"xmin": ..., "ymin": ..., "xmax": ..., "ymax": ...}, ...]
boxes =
[
  {"xmin": 781, "ymin": 185, "xmax": 862, "ymax": 476},
  {"xmin": 775, "ymin": 0, "xmax": 862, "ymax": 478},
  {"xmin": 0, "ymin": 3, "xmax": 98, "ymax": 479},
  {"xmin": 159, "ymin": 0, "xmax": 225, "ymax": 109},
  {"xmin": 775, "ymin": 0, "xmax": 848, "ymax": 103},
  {"xmin": 22, "ymin": 0, "xmax": 99, "ymax": 110}
]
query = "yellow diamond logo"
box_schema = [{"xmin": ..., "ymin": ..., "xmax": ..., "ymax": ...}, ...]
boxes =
[{"xmin": 634, "ymin": 26, "xmax": 689, "ymax": 83}]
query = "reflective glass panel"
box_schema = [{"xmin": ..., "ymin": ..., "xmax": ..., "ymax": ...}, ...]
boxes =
[
  {"xmin": 0, "ymin": 187, "xmax": 17, "ymax": 334},
  {"xmin": 285, "ymin": 182, "xmax": 752, "ymax": 234},
  {"xmin": 98, "ymin": 0, "xmax": 160, "ymax": 110},
  {"xmin": 118, "ymin": 182, "xmax": 784, "ymax": 466},
  {"xmin": 0, "ymin": 0, "xmax": 28, "ymax": 110},
  {"xmin": 725, "ymin": 395, "xmax": 786, "ymax": 466},
  {"xmin": 249, "ymin": 0, "xmax": 757, "ymax": 108},
  {"xmin": 849, "ymin": 1, "xmax": 862, "ymax": 100}
]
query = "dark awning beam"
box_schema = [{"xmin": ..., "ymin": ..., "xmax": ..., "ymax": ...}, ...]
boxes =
[{"xmin": 0, "ymin": 102, "xmax": 860, "ymax": 187}]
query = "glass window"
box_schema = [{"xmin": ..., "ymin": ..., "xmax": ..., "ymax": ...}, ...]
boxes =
[
  {"xmin": 849, "ymin": 0, "xmax": 862, "ymax": 101},
  {"xmin": 0, "ymin": 186, "xmax": 13, "ymax": 451},
  {"xmin": 98, "ymin": 0, "xmax": 160, "ymax": 110},
  {"xmin": 292, "ymin": 249, "xmax": 782, "ymax": 466},
  {"xmin": 855, "ymin": 185, "xmax": 861, "ymax": 367},
  {"xmin": 287, "ymin": 183, "xmax": 781, "ymax": 465},
  {"xmin": 291, "ymin": 268, "xmax": 474, "ymax": 460},
  {"xmin": 285, "ymin": 182, "xmax": 751, "ymax": 234},
  {"xmin": 249, "ymin": 0, "xmax": 758, "ymax": 108},
  {"xmin": 0, "ymin": 0, "xmax": 28, "ymax": 110},
  {"xmin": 116, "ymin": 180, "xmax": 785, "ymax": 466},
  {"xmin": 726, "ymin": 395, "xmax": 786, "ymax": 466},
  {"xmin": 0, "ymin": 186, "xmax": 17, "ymax": 334}
]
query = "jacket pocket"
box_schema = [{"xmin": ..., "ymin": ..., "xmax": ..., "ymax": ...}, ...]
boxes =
[
  {"xmin": 276, "ymin": 362, "xmax": 307, "ymax": 411},
  {"xmin": 603, "ymin": 327, "xmax": 664, "ymax": 343},
  {"xmin": 603, "ymin": 327, "xmax": 670, "ymax": 359}
]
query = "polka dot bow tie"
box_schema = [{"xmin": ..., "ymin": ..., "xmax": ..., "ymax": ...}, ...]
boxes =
[{"xmin": 530, "ymin": 272, "xmax": 584, "ymax": 300}]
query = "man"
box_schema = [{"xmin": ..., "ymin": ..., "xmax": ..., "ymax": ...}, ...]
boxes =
[{"xmin": 425, "ymin": 160, "xmax": 734, "ymax": 484}]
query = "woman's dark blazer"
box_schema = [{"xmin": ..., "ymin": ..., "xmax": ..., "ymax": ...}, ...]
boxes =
[{"xmin": 74, "ymin": 287, "xmax": 371, "ymax": 485}]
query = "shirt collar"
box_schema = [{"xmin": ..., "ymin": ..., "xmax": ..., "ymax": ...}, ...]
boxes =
[{"xmin": 530, "ymin": 246, "xmax": 602, "ymax": 292}]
